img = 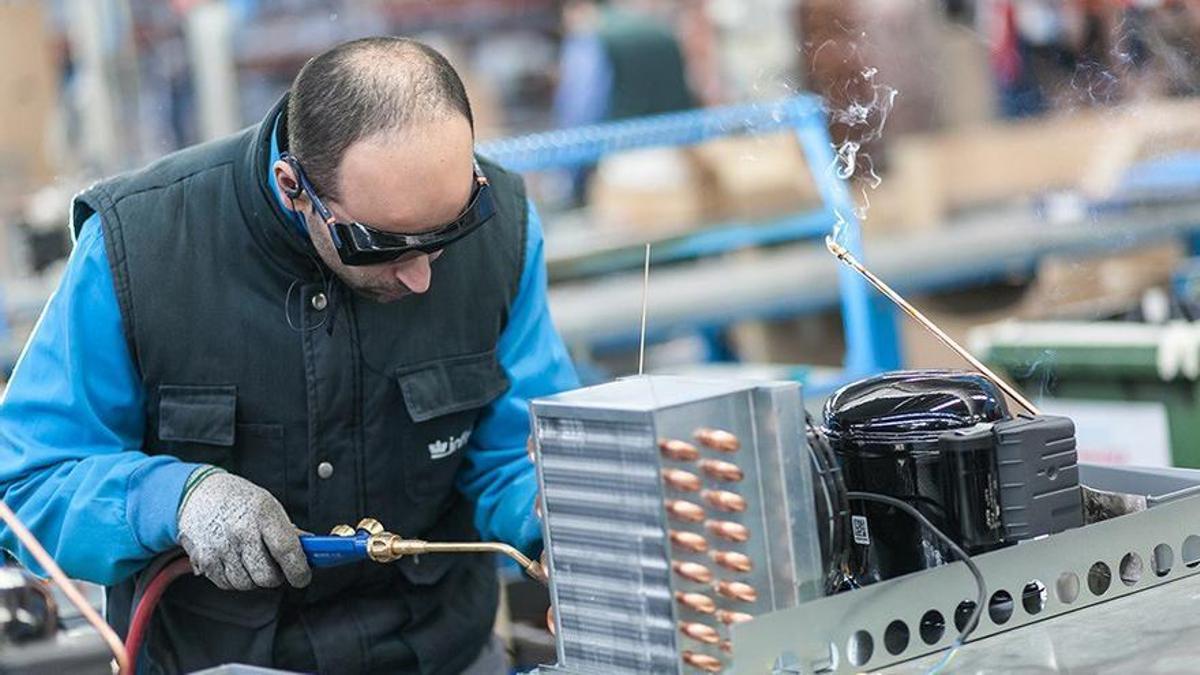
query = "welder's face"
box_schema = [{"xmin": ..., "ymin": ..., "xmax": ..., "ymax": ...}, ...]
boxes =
[{"xmin": 306, "ymin": 116, "xmax": 476, "ymax": 303}]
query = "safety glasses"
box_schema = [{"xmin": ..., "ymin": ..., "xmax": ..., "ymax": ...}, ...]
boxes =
[{"xmin": 280, "ymin": 152, "xmax": 496, "ymax": 267}]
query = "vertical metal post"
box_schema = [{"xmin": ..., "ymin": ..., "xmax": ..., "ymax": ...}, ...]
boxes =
[
  {"xmin": 66, "ymin": 0, "xmax": 138, "ymax": 173},
  {"xmin": 186, "ymin": 1, "xmax": 241, "ymax": 141},
  {"xmin": 792, "ymin": 102, "xmax": 901, "ymax": 375}
]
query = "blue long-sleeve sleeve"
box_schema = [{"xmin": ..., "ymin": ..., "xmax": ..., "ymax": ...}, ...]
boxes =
[
  {"xmin": 456, "ymin": 201, "xmax": 579, "ymax": 557},
  {"xmin": 0, "ymin": 214, "xmax": 199, "ymax": 585}
]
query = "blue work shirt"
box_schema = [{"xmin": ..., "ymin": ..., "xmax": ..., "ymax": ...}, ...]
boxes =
[{"xmin": 0, "ymin": 141, "xmax": 578, "ymax": 585}]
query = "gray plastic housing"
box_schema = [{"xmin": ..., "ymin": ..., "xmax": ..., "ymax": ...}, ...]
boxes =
[{"xmin": 993, "ymin": 414, "xmax": 1083, "ymax": 539}]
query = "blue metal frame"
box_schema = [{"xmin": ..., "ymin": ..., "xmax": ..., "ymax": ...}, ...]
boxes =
[
  {"xmin": 478, "ymin": 95, "xmax": 901, "ymax": 377},
  {"xmin": 551, "ymin": 209, "xmax": 837, "ymax": 281}
]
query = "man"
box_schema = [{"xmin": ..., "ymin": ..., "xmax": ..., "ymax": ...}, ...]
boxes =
[
  {"xmin": 553, "ymin": 0, "xmax": 694, "ymax": 201},
  {"xmin": 0, "ymin": 37, "xmax": 577, "ymax": 674},
  {"xmin": 554, "ymin": 0, "xmax": 693, "ymax": 127}
]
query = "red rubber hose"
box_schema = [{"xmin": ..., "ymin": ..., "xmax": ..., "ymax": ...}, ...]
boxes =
[{"xmin": 124, "ymin": 556, "xmax": 193, "ymax": 674}]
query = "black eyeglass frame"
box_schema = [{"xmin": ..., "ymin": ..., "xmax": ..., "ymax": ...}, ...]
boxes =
[{"xmin": 280, "ymin": 152, "xmax": 497, "ymax": 266}]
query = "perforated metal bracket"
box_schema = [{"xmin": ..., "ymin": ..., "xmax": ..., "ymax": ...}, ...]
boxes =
[{"xmin": 731, "ymin": 465, "xmax": 1200, "ymax": 674}]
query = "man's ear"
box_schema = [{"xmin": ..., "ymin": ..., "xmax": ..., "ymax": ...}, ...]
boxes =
[{"xmin": 273, "ymin": 160, "xmax": 303, "ymax": 201}]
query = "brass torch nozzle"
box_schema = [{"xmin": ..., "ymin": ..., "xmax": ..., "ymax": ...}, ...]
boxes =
[{"xmin": 364, "ymin": 532, "xmax": 548, "ymax": 585}]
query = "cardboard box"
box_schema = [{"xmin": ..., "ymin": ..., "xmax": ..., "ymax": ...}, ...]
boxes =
[
  {"xmin": 869, "ymin": 98, "xmax": 1200, "ymax": 234},
  {"xmin": 902, "ymin": 243, "xmax": 1183, "ymax": 369},
  {"xmin": 692, "ymin": 132, "xmax": 822, "ymax": 222},
  {"xmin": 0, "ymin": 1, "xmax": 57, "ymax": 208},
  {"xmin": 587, "ymin": 147, "xmax": 715, "ymax": 236},
  {"xmin": 588, "ymin": 132, "xmax": 823, "ymax": 236}
]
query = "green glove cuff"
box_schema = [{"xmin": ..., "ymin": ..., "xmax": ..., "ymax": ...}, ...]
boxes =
[{"xmin": 177, "ymin": 465, "xmax": 227, "ymax": 519}]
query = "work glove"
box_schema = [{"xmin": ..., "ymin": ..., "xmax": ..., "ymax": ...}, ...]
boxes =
[{"xmin": 176, "ymin": 467, "xmax": 312, "ymax": 591}]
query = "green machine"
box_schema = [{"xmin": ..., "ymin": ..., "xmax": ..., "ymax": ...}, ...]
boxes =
[{"xmin": 973, "ymin": 321, "xmax": 1200, "ymax": 468}]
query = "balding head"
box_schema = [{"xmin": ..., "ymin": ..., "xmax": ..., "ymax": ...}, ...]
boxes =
[{"xmin": 286, "ymin": 37, "xmax": 474, "ymax": 199}]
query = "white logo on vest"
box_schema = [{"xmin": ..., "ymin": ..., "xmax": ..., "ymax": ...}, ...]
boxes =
[{"xmin": 428, "ymin": 429, "xmax": 472, "ymax": 460}]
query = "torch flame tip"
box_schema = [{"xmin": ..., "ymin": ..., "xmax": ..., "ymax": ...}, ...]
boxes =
[{"xmin": 825, "ymin": 235, "xmax": 849, "ymax": 259}]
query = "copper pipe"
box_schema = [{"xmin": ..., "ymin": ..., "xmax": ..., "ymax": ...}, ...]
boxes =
[
  {"xmin": 702, "ymin": 490, "xmax": 747, "ymax": 513},
  {"xmin": 710, "ymin": 550, "xmax": 754, "ymax": 573},
  {"xmin": 705, "ymin": 519, "xmax": 750, "ymax": 543},
  {"xmin": 675, "ymin": 591, "xmax": 717, "ymax": 614},
  {"xmin": 673, "ymin": 561, "xmax": 715, "ymax": 584},
  {"xmin": 698, "ymin": 459, "xmax": 744, "ymax": 483},
  {"xmin": 716, "ymin": 609, "xmax": 753, "ymax": 625},
  {"xmin": 663, "ymin": 468, "xmax": 703, "ymax": 492},
  {"xmin": 680, "ymin": 621, "xmax": 720, "ymax": 645},
  {"xmin": 0, "ymin": 500, "xmax": 130, "ymax": 674},
  {"xmin": 682, "ymin": 651, "xmax": 723, "ymax": 672},
  {"xmin": 660, "ymin": 439, "xmax": 700, "ymax": 462},
  {"xmin": 694, "ymin": 427, "xmax": 740, "ymax": 453},
  {"xmin": 714, "ymin": 580, "xmax": 758, "ymax": 603},
  {"xmin": 526, "ymin": 437, "xmax": 543, "ymax": 519},
  {"xmin": 826, "ymin": 237, "xmax": 1040, "ymax": 416},
  {"xmin": 670, "ymin": 530, "xmax": 709, "ymax": 553},
  {"xmin": 665, "ymin": 499, "xmax": 706, "ymax": 523}
]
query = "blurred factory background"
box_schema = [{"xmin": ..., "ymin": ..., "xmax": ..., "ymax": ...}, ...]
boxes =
[{"xmin": 6, "ymin": 1, "xmax": 1200, "ymax": 480}]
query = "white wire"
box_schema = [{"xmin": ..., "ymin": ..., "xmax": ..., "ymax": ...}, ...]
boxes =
[
  {"xmin": 926, "ymin": 638, "xmax": 963, "ymax": 675},
  {"xmin": 637, "ymin": 243, "xmax": 651, "ymax": 375}
]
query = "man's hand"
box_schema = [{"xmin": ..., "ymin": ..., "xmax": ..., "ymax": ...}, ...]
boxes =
[{"xmin": 176, "ymin": 468, "xmax": 312, "ymax": 591}]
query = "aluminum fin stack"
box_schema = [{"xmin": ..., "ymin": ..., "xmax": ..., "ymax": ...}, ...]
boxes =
[{"xmin": 531, "ymin": 376, "xmax": 824, "ymax": 674}]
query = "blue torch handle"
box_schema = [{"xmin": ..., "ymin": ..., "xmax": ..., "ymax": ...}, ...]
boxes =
[{"xmin": 300, "ymin": 532, "xmax": 370, "ymax": 567}]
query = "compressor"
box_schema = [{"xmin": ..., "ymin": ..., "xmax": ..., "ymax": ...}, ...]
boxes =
[{"xmin": 818, "ymin": 369, "xmax": 1083, "ymax": 586}]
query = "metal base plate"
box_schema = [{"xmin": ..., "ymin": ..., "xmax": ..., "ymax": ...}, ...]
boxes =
[
  {"xmin": 733, "ymin": 465, "xmax": 1200, "ymax": 674},
  {"xmin": 883, "ymin": 570, "xmax": 1200, "ymax": 673}
]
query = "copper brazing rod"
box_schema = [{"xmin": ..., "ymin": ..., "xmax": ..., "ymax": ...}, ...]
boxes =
[{"xmin": 826, "ymin": 236, "xmax": 1041, "ymax": 416}]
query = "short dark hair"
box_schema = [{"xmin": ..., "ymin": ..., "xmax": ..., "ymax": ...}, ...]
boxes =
[{"xmin": 287, "ymin": 37, "xmax": 474, "ymax": 199}]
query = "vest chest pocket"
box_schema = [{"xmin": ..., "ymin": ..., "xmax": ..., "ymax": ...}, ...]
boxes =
[
  {"xmin": 156, "ymin": 385, "xmax": 286, "ymax": 496},
  {"xmin": 395, "ymin": 350, "xmax": 510, "ymax": 502}
]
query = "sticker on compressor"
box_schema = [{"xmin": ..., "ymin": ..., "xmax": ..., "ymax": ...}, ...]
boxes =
[{"xmin": 852, "ymin": 515, "xmax": 871, "ymax": 545}]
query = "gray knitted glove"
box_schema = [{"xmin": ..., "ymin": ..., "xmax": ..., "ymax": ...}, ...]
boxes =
[{"xmin": 176, "ymin": 467, "xmax": 312, "ymax": 590}]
